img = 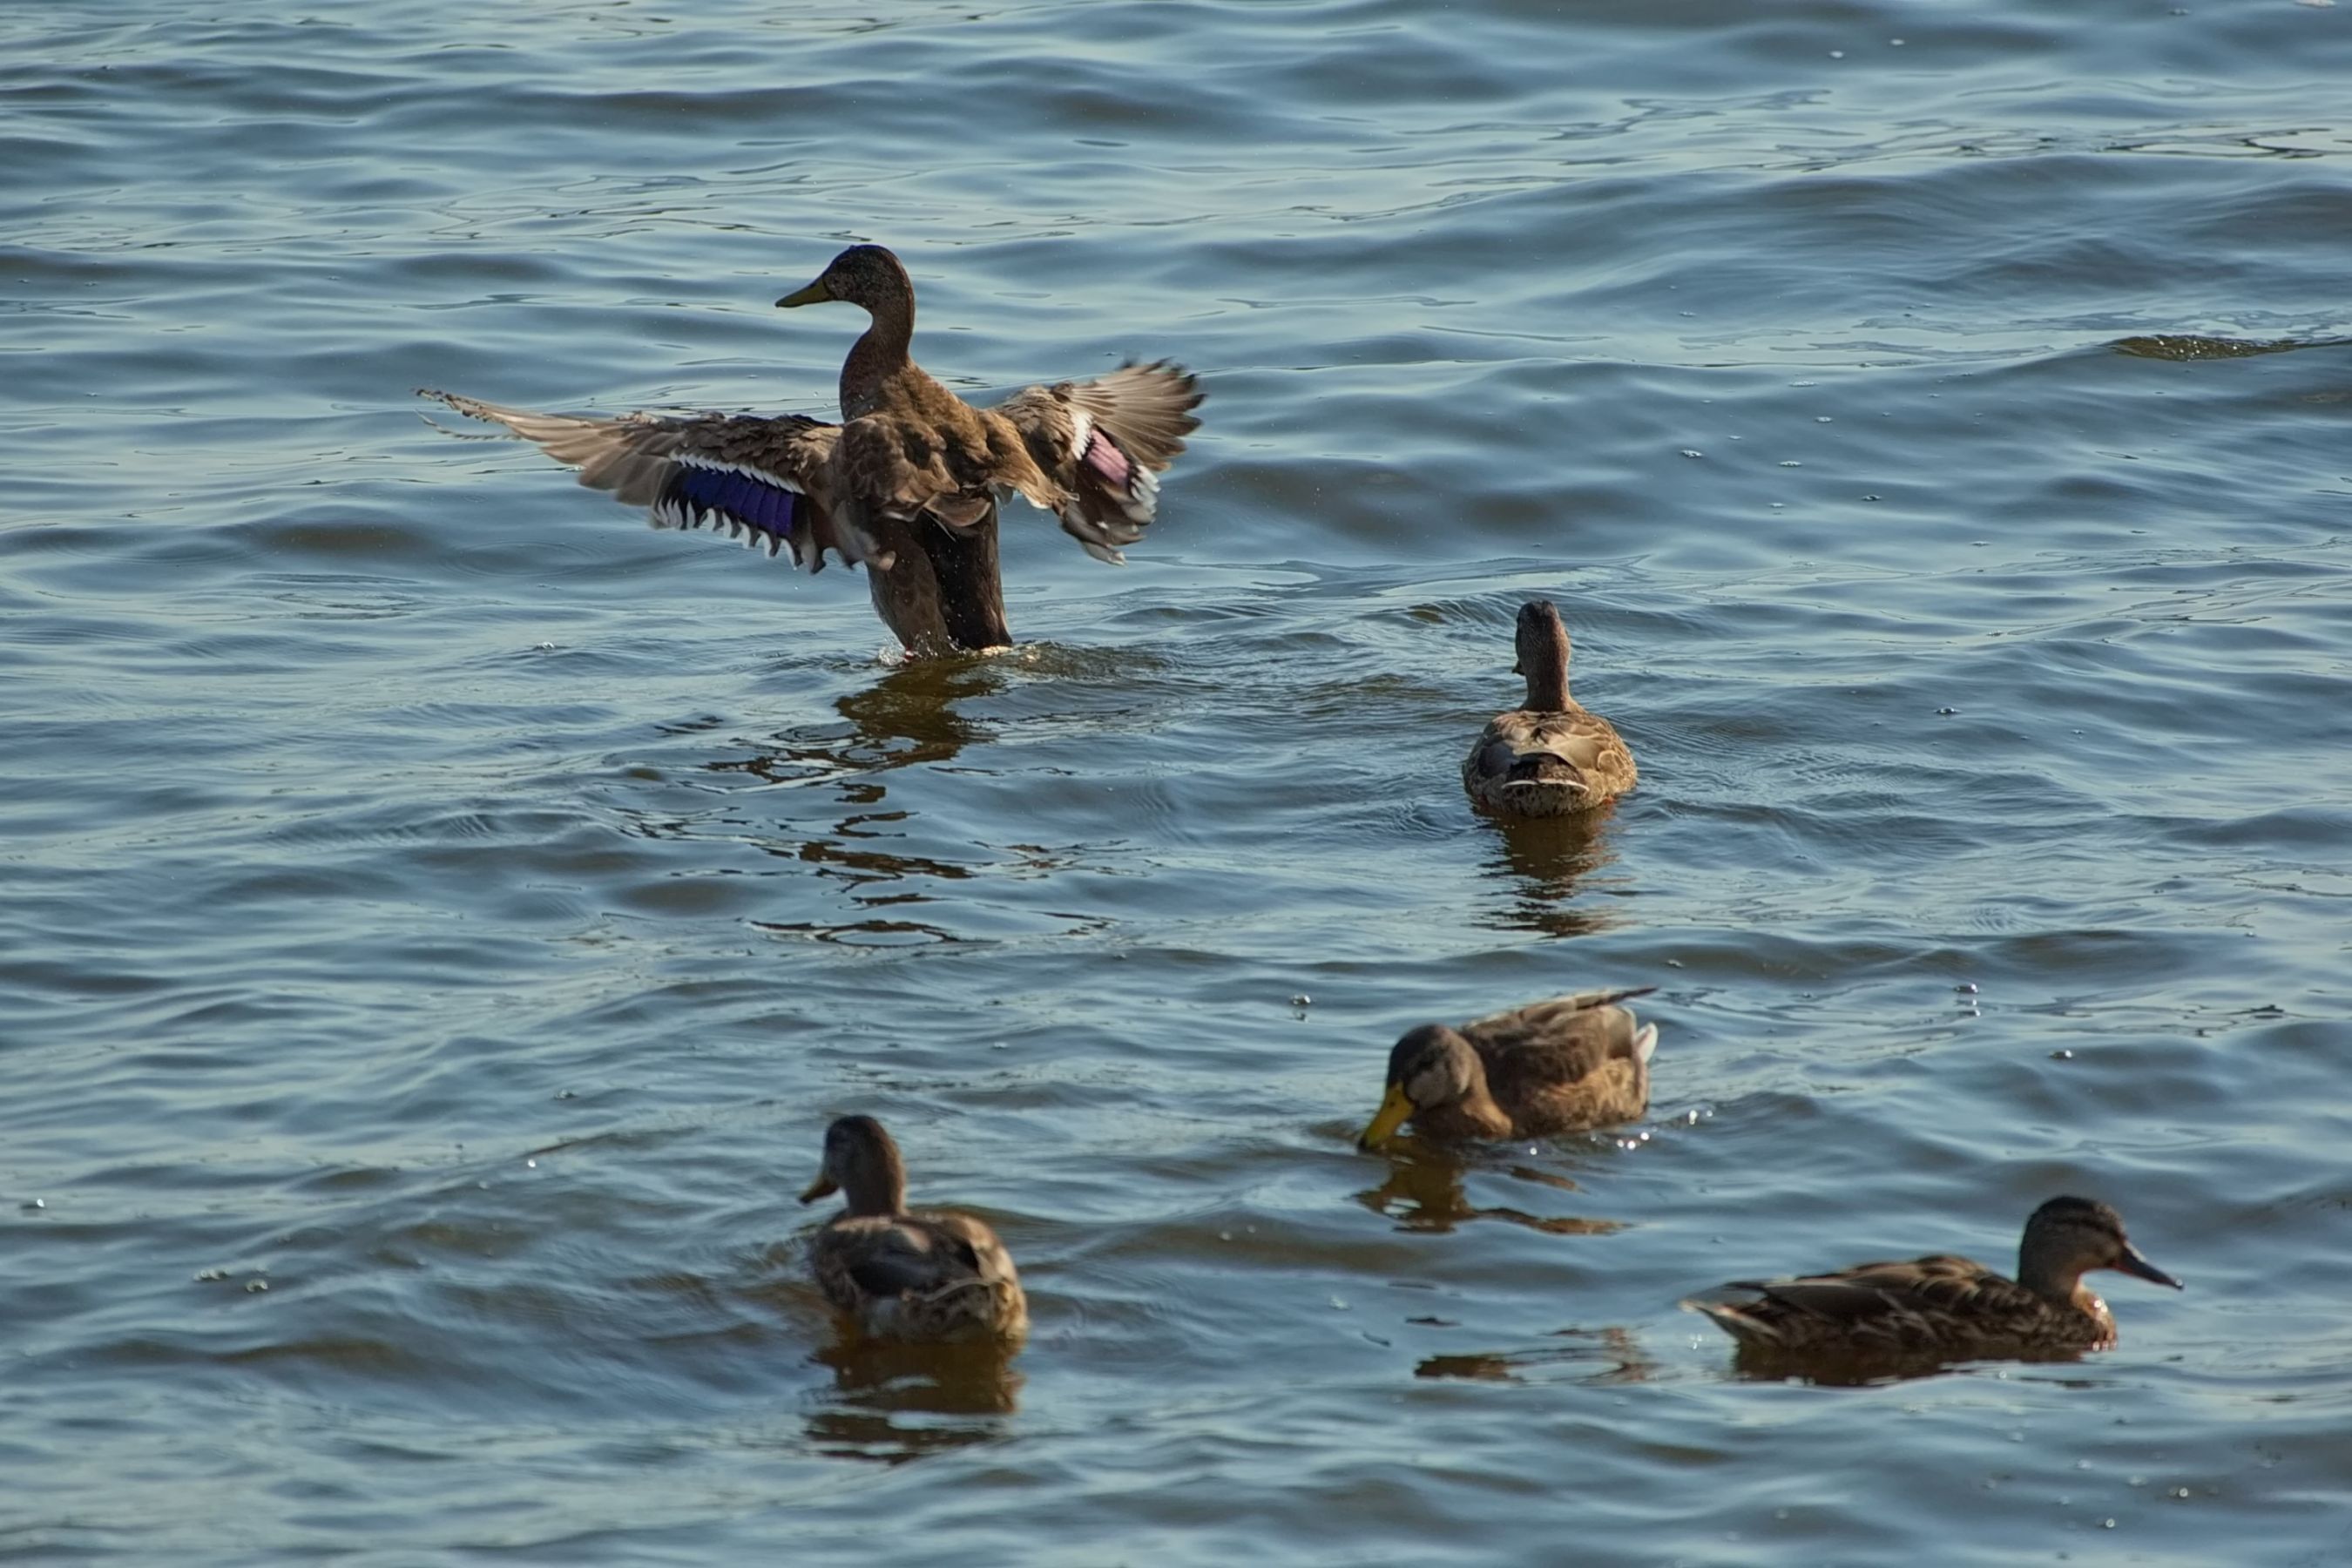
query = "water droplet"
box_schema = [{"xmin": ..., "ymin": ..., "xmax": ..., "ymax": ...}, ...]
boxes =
[
  {"xmin": 1862, "ymin": 494, "xmax": 1881, "ymax": 502},
  {"xmin": 1937, "ymin": 706, "xmax": 1958, "ymax": 715},
  {"xmin": 2051, "ymin": 1049, "xmax": 2073, "ymax": 1060},
  {"xmin": 1828, "ymin": 49, "xmax": 1845, "ymax": 57},
  {"xmin": 1956, "ymin": 983, "xmax": 1978, "ymax": 994},
  {"xmin": 245, "ymin": 1280, "xmax": 270, "ymax": 1294},
  {"xmin": 194, "ymin": 1267, "xmax": 229, "ymax": 1282},
  {"xmin": 1218, "ymin": 1230, "xmax": 1233, "ymax": 1242},
  {"xmin": 20, "ymin": 1199, "xmax": 44, "ymax": 1212},
  {"xmin": 1815, "ymin": 416, "xmax": 1833, "ymax": 423},
  {"xmin": 2101, "ymin": 1520, "xmax": 2116, "ymax": 1531},
  {"xmin": 1680, "ymin": 449, "xmax": 1705, "ymax": 459},
  {"xmin": 1291, "ymin": 994, "xmax": 1313, "ymax": 1007},
  {"xmin": 1779, "ymin": 460, "xmax": 1801, "ymax": 468},
  {"xmin": 1330, "ymin": 1296, "xmax": 1349, "ymax": 1311}
]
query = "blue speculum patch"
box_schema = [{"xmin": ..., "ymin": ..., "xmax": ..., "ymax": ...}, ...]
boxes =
[{"xmin": 669, "ymin": 465, "xmax": 799, "ymax": 542}]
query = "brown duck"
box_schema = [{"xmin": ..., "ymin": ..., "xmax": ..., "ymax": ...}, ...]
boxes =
[
  {"xmin": 800, "ymin": 1114, "xmax": 1028, "ymax": 1342},
  {"xmin": 1463, "ymin": 599, "xmax": 1637, "ymax": 815},
  {"xmin": 1357, "ymin": 987, "xmax": 1659, "ymax": 1148},
  {"xmin": 421, "ymin": 244, "xmax": 1202, "ymax": 656},
  {"xmin": 1684, "ymin": 1195, "xmax": 2181, "ymax": 1358}
]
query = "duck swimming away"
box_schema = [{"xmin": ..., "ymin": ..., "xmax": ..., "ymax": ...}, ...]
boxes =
[
  {"xmin": 801, "ymin": 1114, "xmax": 1028, "ymax": 1343},
  {"xmin": 1463, "ymin": 599, "xmax": 1637, "ymax": 816},
  {"xmin": 1683, "ymin": 1195, "xmax": 2180, "ymax": 1360},
  {"xmin": 420, "ymin": 243, "xmax": 1202, "ymax": 656}
]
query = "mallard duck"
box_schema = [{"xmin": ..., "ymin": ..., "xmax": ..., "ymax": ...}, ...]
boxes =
[
  {"xmin": 800, "ymin": 1114, "xmax": 1028, "ymax": 1342},
  {"xmin": 1463, "ymin": 599, "xmax": 1636, "ymax": 815},
  {"xmin": 1683, "ymin": 1195, "xmax": 2181, "ymax": 1358},
  {"xmin": 420, "ymin": 243, "xmax": 1202, "ymax": 656},
  {"xmin": 1357, "ymin": 987, "xmax": 1659, "ymax": 1148}
]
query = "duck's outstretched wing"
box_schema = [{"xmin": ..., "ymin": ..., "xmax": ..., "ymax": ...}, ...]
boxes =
[
  {"xmin": 991, "ymin": 360, "xmax": 1204, "ymax": 563},
  {"xmin": 417, "ymin": 389, "xmax": 874, "ymax": 571}
]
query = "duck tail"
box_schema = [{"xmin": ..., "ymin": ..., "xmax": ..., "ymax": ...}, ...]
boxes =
[{"xmin": 1680, "ymin": 1294, "xmax": 1778, "ymax": 1347}]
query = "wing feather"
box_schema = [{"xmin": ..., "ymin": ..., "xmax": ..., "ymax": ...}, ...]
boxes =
[
  {"xmin": 993, "ymin": 361, "xmax": 1203, "ymax": 564},
  {"xmin": 416, "ymin": 388, "xmax": 872, "ymax": 571}
]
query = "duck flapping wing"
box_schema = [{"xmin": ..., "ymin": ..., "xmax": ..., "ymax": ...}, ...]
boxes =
[
  {"xmin": 991, "ymin": 360, "xmax": 1204, "ymax": 563},
  {"xmin": 418, "ymin": 389, "xmax": 871, "ymax": 571}
]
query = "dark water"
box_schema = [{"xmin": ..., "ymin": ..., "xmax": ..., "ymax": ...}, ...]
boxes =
[{"xmin": 5, "ymin": 0, "xmax": 2350, "ymax": 1560}]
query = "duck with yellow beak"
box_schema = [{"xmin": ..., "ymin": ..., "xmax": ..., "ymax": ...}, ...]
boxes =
[{"xmin": 1359, "ymin": 987, "xmax": 1659, "ymax": 1149}]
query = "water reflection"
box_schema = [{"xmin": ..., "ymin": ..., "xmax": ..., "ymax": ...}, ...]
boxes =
[
  {"xmin": 706, "ymin": 657, "xmax": 1005, "ymax": 944},
  {"xmin": 1713, "ymin": 1341, "xmax": 2096, "ymax": 1389},
  {"xmin": 1354, "ymin": 1143, "xmax": 1621, "ymax": 1238},
  {"xmin": 719, "ymin": 653, "xmax": 1004, "ymax": 792},
  {"xmin": 804, "ymin": 1335, "xmax": 1024, "ymax": 1465},
  {"xmin": 2110, "ymin": 333, "xmax": 2347, "ymax": 361},
  {"xmin": 1475, "ymin": 812, "xmax": 1620, "ymax": 939},
  {"xmin": 1415, "ymin": 1325, "xmax": 1656, "ymax": 1386}
]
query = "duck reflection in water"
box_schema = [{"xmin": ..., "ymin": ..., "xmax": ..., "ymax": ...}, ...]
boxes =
[
  {"xmin": 1415, "ymin": 1325, "xmax": 1656, "ymax": 1387},
  {"xmin": 1355, "ymin": 1141, "xmax": 1622, "ymax": 1240},
  {"xmin": 804, "ymin": 1335, "xmax": 1024, "ymax": 1465},
  {"xmin": 710, "ymin": 656, "xmax": 1004, "ymax": 944},
  {"xmin": 717, "ymin": 652, "xmax": 1004, "ymax": 792},
  {"xmin": 1477, "ymin": 810, "xmax": 1624, "ymax": 940}
]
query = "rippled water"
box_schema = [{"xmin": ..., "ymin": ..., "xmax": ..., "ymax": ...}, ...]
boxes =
[{"xmin": 6, "ymin": 0, "xmax": 2350, "ymax": 1560}]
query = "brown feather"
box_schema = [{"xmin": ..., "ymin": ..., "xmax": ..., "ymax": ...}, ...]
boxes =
[
  {"xmin": 1367, "ymin": 987, "xmax": 1659, "ymax": 1145},
  {"xmin": 419, "ymin": 245, "xmax": 1202, "ymax": 652},
  {"xmin": 1685, "ymin": 1198, "xmax": 2180, "ymax": 1360},
  {"xmin": 1463, "ymin": 600, "xmax": 1636, "ymax": 816},
  {"xmin": 802, "ymin": 1117, "xmax": 1027, "ymax": 1343}
]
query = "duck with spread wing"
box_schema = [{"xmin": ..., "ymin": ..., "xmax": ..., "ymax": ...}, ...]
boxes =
[{"xmin": 421, "ymin": 244, "xmax": 1202, "ymax": 656}]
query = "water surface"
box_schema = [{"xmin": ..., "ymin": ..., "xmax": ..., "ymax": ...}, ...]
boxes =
[{"xmin": 4, "ymin": 1, "xmax": 2351, "ymax": 1562}]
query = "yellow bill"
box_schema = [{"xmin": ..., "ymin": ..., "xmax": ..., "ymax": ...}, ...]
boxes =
[
  {"xmin": 799, "ymin": 1172, "xmax": 838, "ymax": 1204},
  {"xmin": 775, "ymin": 279, "xmax": 833, "ymax": 308},
  {"xmin": 1358, "ymin": 1084, "xmax": 1415, "ymax": 1150}
]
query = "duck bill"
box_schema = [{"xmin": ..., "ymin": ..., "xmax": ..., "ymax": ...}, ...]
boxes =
[
  {"xmin": 798, "ymin": 1173, "xmax": 838, "ymax": 1205},
  {"xmin": 2116, "ymin": 1242, "xmax": 2181, "ymax": 1289},
  {"xmin": 1357, "ymin": 1085, "xmax": 1416, "ymax": 1151},
  {"xmin": 775, "ymin": 279, "xmax": 833, "ymax": 308}
]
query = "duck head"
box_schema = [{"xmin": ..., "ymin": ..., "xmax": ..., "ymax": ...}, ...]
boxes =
[
  {"xmin": 1359, "ymin": 1024, "xmax": 1488, "ymax": 1150},
  {"xmin": 777, "ymin": 244, "xmax": 914, "ymax": 314},
  {"xmin": 1511, "ymin": 599, "xmax": 1572, "ymax": 711},
  {"xmin": 800, "ymin": 1113, "xmax": 911, "ymax": 1217},
  {"xmin": 2018, "ymin": 1194, "xmax": 2181, "ymax": 1299}
]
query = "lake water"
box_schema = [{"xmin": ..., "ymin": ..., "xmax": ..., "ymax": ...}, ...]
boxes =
[{"xmin": 4, "ymin": 0, "xmax": 2350, "ymax": 1561}]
